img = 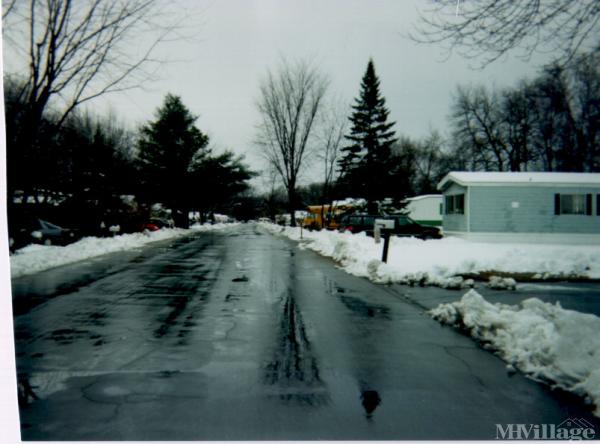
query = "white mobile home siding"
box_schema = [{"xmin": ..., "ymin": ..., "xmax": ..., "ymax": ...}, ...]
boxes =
[
  {"xmin": 469, "ymin": 186, "xmax": 600, "ymax": 233},
  {"xmin": 442, "ymin": 183, "xmax": 468, "ymax": 232},
  {"xmin": 405, "ymin": 195, "xmax": 442, "ymax": 226}
]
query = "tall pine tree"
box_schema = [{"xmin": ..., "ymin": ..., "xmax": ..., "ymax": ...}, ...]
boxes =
[
  {"xmin": 339, "ymin": 59, "xmax": 397, "ymax": 210},
  {"xmin": 137, "ymin": 94, "xmax": 210, "ymax": 227}
]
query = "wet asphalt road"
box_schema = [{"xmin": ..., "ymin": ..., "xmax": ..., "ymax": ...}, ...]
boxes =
[{"xmin": 12, "ymin": 224, "xmax": 600, "ymax": 440}]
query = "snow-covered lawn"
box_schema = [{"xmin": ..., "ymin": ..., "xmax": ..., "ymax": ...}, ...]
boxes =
[
  {"xmin": 259, "ymin": 222, "xmax": 600, "ymax": 288},
  {"xmin": 10, "ymin": 223, "xmax": 239, "ymax": 278},
  {"xmin": 430, "ymin": 290, "xmax": 600, "ymax": 417}
]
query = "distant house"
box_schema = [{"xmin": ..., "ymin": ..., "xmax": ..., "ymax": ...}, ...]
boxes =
[
  {"xmin": 404, "ymin": 194, "xmax": 443, "ymax": 226},
  {"xmin": 437, "ymin": 172, "xmax": 600, "ymax": 243}
]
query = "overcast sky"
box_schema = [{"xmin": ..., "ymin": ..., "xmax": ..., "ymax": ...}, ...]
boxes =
[{"xmin": 6, "ymin": 0, "xmax": 554, "ymax": 185}]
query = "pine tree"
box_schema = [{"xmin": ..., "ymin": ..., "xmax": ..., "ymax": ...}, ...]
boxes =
[
  {"xmin": 137, "ymin": 94, "xmax": 210, "ymax": 227},
  {"xmin": 188, "ymin": 151, "xmax": 256, "ymax": 220},
  {"xmin": 339, "ymin": 59, "xmax": 397, "ymax": 209}
]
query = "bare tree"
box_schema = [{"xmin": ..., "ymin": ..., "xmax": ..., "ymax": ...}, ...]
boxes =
[
  {"xmin": 2, "ymin": 0, "xmax": 17, "ymax": 20},
  {"xmin": 317, "ymin": 102, "xmax": 346, "ymax": 201},
  {"xmin": 2, "ymin": 0, "xmax": 181, "ymax": 127},
  {"xmin": 3, "ymin": 0, "xmax": 189, "ymax": 202},
  {"xmin": 412, "ymin": 1, "xmax": 600, "ymax": 67},
  {"xmin": 451, "ymin": 84, "xmax": 537, "ymax": 172},
  {"xmin": 500, "ymin": 82, "xmax": 536, "ymax": 171},
  {"xmin": 308, "ymin": 101, "xmax": 346, "ymax": 228},
  {"xmin": 450, "ymin": 85, "xmax": 507, "ymax": 171},
  {"xmin": 449, "ymin": 56, "xmax": 600, "ymax": 173},
  {"xmin": 412, "ymin": 130, "xmax": 449, "ymax": 194},
  {"xmin": 255, "ymin": 58, "xmax": 329, "ymax": 226}
]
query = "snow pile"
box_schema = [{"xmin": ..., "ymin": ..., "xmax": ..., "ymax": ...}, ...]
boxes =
[
  {"xmin": 487, "ymin": 276, "xmax": 517, "ymax": 290},
  {"xmin": 10, "ymin": 223, "xmax": 238, "ymax": 278},
  {"xmin": 258, "ymin": 222, "xmax": 600, "ymax": 287},
  {"xmin": 429, "ymin": 290, "xmax": 600, "ymax": 417}
]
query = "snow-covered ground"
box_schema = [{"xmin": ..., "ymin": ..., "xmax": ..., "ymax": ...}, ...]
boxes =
[
  {"xmin": 10, "ymin": 223, "xmax": 239, "ymax": 278},
  {"xmin": 430, "ymin": 290, "xmax": 600, "ymax": 417},
  {"xmin": 259, "ymin": 222, "xmax": 600, "ymax": 288}
]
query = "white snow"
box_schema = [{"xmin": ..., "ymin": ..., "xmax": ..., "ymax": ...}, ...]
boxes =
[
  {"xmin": 405, "ymin": 194, "xmax": 443, "ymax": 202},
  {"xmin": 259, "ymin": 222, "xmax": 600, "ymax": 287},
  {"xmin": 439, "ymin": 171, "xmax": 600, "ymax": 188},
  {"xmin": 429, "ymin": 290, "xmax": 600, "ymax": 417},
  {"xmin": 10, "ymin": 223, "xmax": 239, "ymax": 278},
  {"xmin": 487, "ymin": 276, "xmax": 517, "ymax": 290},
  {"xmin": 331, "ymin": 197, "xmax": 367, "ymax": 207}
]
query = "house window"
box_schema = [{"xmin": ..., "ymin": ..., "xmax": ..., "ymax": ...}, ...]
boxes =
[
  {"xmin": 554, "ymin": 193, "xmax": 592, "ymax": 215},
  {"xmin": 445, "ymin": 194, "xmax": 464, "ymax": 215}
]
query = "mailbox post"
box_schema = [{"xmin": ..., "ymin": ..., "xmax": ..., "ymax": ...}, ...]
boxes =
[{"xmin": 374, "ymin": 218, "xmax": 394, "ymax": 263}]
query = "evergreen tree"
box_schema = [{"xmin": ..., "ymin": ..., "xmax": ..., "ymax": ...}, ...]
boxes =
[
  {"xmin": 188, "ymin": 151, "xmax": 256, "ymax": 220},
  {"xmin": 339, "ymin": 59, "xmax": 397, "ymax": 210},
  {"xmin": 137, "ymin": 94, "xmax": 210, "ymax": 227}
]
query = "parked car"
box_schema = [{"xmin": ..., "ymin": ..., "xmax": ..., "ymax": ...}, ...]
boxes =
[
  {"xmin": 140, "ymin": 218, "xmax": 173, "ymax": 232},
  {"xmin": 338, "ymin": 214, "xmax": 442, "ymax": 239},
  {"xmin": 9, "ymin": 218, "xmax": 79, "ymax": 251}
]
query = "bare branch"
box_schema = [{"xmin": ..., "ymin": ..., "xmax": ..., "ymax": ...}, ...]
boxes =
[
  {"xmin": 410, "ymin": 0, "xmax": 600, "ymax": 68},
  {"xmin": 3, "ymin": 0, "xmax": 187, "ymax": 125},
  {"xmin": 1, "ymin": 0, "xmax": 17, "ymax": 20},
  {"xmin": 255, "ymin": 58, "xmax": 330, "ymax": 225}
]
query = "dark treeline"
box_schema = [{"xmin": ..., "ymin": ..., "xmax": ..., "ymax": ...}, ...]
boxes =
[
  {"xmin": 448, "ymin": 53, "xmax": 600, "ymax": 173},
  {"xmin": 6, "ymin": 80, "xmax": 255, "ymax": 233}
]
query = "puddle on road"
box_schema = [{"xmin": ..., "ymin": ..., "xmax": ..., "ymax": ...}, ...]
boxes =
[{"xmin": 339, "ymin": 295, "xmax": 391, "ymax": 320}]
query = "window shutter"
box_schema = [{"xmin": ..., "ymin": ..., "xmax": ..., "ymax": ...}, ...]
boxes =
[
  {"xmin": 554, "ymin": 194, "xmax": 560, "ymax": 215},
  {"xmin": 586, "ymin": 194, "xmax": 592, "ymax": 215}
]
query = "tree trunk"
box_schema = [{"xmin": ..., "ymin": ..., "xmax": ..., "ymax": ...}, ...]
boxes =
[
  {"xmin": 288, "ymin": 187, "xmax": 297, "ymax": 227},
  {"xmin": 173, "ymin": 208, "xmax": 190, "ymax": 228}
]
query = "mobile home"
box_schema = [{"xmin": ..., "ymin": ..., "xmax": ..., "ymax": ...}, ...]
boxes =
[
  {"xmin": 404, "ymin": 194, "xmax": 443, "ymax": 226},
  {"xmin": 437, "ymin": 172, "xmax": 600, "ymax": 243}
]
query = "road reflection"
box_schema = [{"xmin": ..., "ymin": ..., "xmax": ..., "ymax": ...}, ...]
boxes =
[
  {"xmin": 328, "ymin": 280, "xmax": 392, "ymax": 421},
  {"xmin": 360, "ymin": 387, "xmax": 381, "ymax": 420},
  {"xmin": 264, "ymin": 250, "xmax": 328, "ymax": 406}
]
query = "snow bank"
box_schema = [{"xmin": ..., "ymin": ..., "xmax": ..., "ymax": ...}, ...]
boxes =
[
  {"xmin": 430, "ymin": 290, "xmax": 600, "ymax": 417},
  {"xmin": 487, "ymin": 276, "xmax": 517, "ymax": 290},
  {"xmin": 10, "ymin": 223, "xmax": 239, "ymax": 278},
  {"xmin": 258, "ymin": 222, "xmax": 600, "ymax": 287}
]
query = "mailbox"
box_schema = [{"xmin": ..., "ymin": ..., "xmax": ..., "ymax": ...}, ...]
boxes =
[
  {"xmin": 374, "ymin": 218, "xmax": 394, "ymax": 244},
  {"xmin": 374, "ymin": 218, "xmax": 395, "ymax": 229},
  {"xmin": 374, "ymin": 219, "xmax": 394, "ymax": 262}
]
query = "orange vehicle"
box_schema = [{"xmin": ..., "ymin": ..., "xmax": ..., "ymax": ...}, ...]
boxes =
[{"xmin": 302, "ymin": 203, "xmax": 353, "ymax": 230}]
